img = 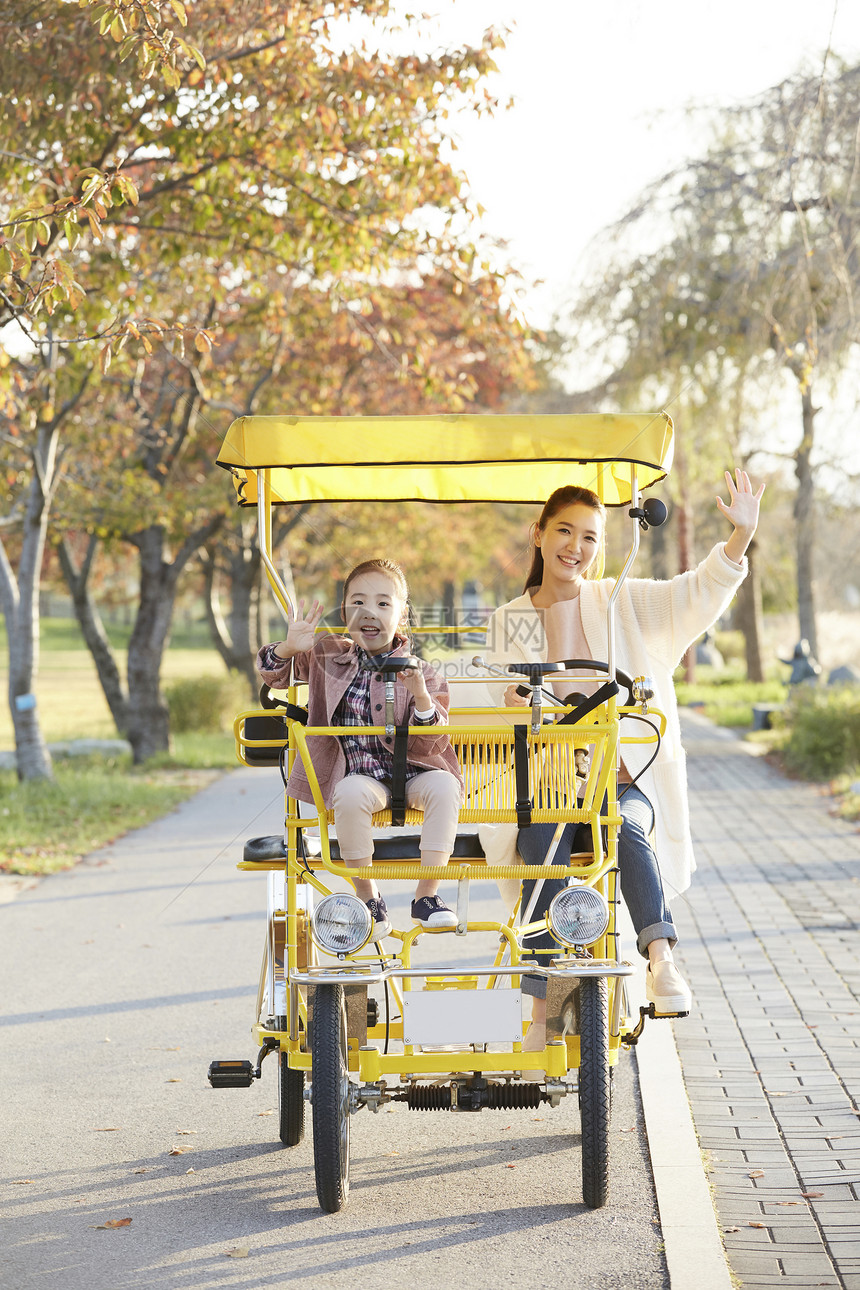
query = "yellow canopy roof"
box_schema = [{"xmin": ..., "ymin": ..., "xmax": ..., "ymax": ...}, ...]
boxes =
[{"xmin": 215, "ymin": 412, "xmax": 673, "ymax": 506}]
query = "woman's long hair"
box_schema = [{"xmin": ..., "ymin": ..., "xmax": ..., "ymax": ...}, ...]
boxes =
[{"xmin": 522, "ymin": 486, "xmax": 606, "ymax": 594}]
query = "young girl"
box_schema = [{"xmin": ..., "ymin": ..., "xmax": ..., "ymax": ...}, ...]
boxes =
[
  {"xmin": 484, "ymin": 469, "xmax": 764, "ymax": 1059},
  {"xmin": 257, "ymin": 558, "xmax": 464, "ymax": 939}
]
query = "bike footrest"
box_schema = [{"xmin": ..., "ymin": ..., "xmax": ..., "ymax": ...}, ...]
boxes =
[{"xmin": 208, "ymin": 1059, "xmax": 256, "ymax": 1088}]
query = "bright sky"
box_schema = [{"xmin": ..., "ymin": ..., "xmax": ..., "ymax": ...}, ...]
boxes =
[{"xmin": 416, "ymin": 0, "xmax": 860, "ymax": 330}]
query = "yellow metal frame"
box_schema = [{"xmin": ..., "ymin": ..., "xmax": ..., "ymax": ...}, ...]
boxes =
[{"xmin": 236, "ymin": 680, "xmax": 663, "ymax": 1080}]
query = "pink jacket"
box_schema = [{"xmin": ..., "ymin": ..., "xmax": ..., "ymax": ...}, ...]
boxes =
[{"xmin": 256, "ymin": 633, "xmax": 464, "ymax": 806}]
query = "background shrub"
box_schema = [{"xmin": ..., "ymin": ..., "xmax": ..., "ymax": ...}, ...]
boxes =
[
  {"xmin": 164, "ymin": 673, "xmax": 250, "ymax": 733},
  {"xmin": 713, "ymin": 629, "xmax": 746, "ymax": 666},
  {"xmin": 779, "ymin": 684, "xmax": 860, "ymax": 779}
]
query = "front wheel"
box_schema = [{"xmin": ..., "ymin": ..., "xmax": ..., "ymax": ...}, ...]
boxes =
[
  {"xmin": 311, "ymin": 985, "xmax": 351, "ymax": 1212},
  {"xmin": 578, "ymin": 975, "xmax": 611, "ymax": 1208}
]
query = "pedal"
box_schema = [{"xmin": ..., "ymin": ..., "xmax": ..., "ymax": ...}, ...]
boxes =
[{"xmin": 208, "ymin": 1059, "xmax": 256, "ymax": 1088}]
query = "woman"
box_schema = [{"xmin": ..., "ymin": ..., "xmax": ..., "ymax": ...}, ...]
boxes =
[{"xmin": 484, "ymin": 470, "xmax": 764, "ymax": 1056}]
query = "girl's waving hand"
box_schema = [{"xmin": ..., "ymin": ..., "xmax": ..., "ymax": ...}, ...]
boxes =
[{"xmin": 276, "ymin": 598, "xmax": 325, "ymax": 658}]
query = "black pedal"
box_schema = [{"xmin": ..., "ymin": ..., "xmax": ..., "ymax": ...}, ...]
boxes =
[
  {"xmin": 208, "ymin": 1059, "xmax": 255, "ymax": 1088},
  {"xmin": 367, "ymin": 998, "xmax": 379, "ymax": 1027}
]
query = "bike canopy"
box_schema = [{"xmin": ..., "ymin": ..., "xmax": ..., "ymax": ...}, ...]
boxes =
[{"xmin": 215, "ymin": 412, "xmax": 674, "ymax": 507}]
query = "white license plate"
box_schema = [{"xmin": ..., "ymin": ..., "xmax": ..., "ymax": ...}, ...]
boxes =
[{"xmin": 402, "ymin": 988, "xmax": 522, "ymax": 1046}]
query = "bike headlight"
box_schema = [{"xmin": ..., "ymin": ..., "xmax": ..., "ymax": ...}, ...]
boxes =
[
  {"xmin": 548, "ymin": 882, "xmax": 609, "ymax": 947},
  {"xmin": 310, "ymin": 893, "xmax": 372, "ymax": 955}
]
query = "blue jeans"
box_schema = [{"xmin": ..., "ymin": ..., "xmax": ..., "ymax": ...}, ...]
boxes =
[{"xmin": 516, "ymin": 784, "xmax": 676, "ymax": 998}]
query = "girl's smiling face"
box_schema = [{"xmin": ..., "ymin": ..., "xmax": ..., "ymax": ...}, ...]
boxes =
[
  {"xmin": 342, "ymin": 571, "xmax": 405, "ymax": 653},
  {"xmin": 536, "ymin": 503, "xmax": 603, "ymax": 587}
]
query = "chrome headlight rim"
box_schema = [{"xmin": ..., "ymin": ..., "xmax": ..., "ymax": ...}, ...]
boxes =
[
  {"xmin": 309, "ymin": 892, "xmax": 373, "ymax": 956},
  {"xmin": 547, "ymin": 881, "xmax": 610, "ymax": 948}
]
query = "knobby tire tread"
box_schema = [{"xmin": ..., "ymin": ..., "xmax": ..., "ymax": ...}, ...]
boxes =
[{"xmin": 579, "ymin": 975, "xmax": 611, "ymax": 1208}]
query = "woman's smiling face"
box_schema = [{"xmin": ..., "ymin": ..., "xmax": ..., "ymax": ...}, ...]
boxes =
[
  {"xmin": 342, "ymin": 571, "xmax": 404, "ymax": 653},
  {"xmin": 536, "ymin": 502, "xmax": 604, "ymax": 586}
]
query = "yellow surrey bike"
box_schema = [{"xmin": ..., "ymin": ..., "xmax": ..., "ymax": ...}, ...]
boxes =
[{"xmin": 208, "ymin": 413, "xmax": 680, "ymax": 1213}]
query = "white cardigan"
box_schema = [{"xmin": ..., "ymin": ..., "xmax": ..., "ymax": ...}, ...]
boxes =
[{"xmin": 482, "ymin": 543, "xmax": 747, "ymax": 899}]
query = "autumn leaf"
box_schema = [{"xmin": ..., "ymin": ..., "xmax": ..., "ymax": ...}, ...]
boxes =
[
  {"xmin": 13, "ymin": 1179, "xmax": 35, "ymax": 1185},
  {"xmin": 93, "ymin": 1126, "xmax": 121, "ymax": 1132},
  {"xmin": 747, "ymin": 1170, "xmax": 765, "ymax": 1178},
  {"xmin": 748, "ymin": 1222, "xmax": 767, "ymax": 1229},
  {"xmin": 801, "ymin": 1192, "xmax": 823, "ymax": 1198},
  {"xmin": 168, "ymin": 1146, "xmax": 190, "ymax": 1155},
  {"xmin": 94, "ymin": 1218, "xmax": 132, "ymax": 1229}
]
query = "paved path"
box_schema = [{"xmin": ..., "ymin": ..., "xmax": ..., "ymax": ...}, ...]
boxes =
[
  {"xmin": 1, "ymin": 767, "xmax": 668, "ymax": 1290},
  {"xmin": 673, "ymin": 712, "xmax": 860, "ymax": 1290}
]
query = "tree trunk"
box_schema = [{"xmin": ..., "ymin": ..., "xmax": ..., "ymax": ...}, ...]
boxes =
[
  {"xmin": 649, "ymin": 508, "xmax": 670, "ymax": 581},
  {"xmin": 125, "ymin": 527, "xmax": 176, "ymax": 763},
  {"xmin": 0, "ymin": 423, "xmax": 58, "ymax": 781},
  {"xmin": 200, "ymin": 542, "xmax": 259, "ymax": 698},
  {"xmin": 124, "ymin": 515, "xmax": 224, "ymax": 763},
  {"xmin": 58, "ymin": 535, "xmax": 130, "ymax": 735},
  {"xmin": 734, "ymin": 538, "xmax": 765, "ymax": 682},
  {"xmin": 794, "ymin": 385, "xmax": 819, "ymax": 660}
]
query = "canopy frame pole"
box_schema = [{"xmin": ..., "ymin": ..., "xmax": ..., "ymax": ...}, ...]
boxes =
[{"xmin": 256, "ymin": 468, "xmax": 294, "ymax": 622}]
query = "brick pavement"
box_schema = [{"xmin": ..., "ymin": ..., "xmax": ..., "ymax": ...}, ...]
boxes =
[{"xmin": 671, "ymin": 712, "xmax": 860, "ymax": 1289}]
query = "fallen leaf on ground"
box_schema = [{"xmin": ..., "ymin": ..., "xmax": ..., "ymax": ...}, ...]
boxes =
[
  {"xmin": 93, "ymin": 1218, "xmax": 132, "ymax": 1230},
  {"xmin": 13, "ymin": 1180, "xmax": 34, "ymax": 1185},
  {"xmin": 801, "ymin": 1192, "xmax": 823, "ymax": 1198},
  {"xmin": 747, "ymin": 1170, "xmax": 765, "ymax": 1178},
  {"xmin": 175, "ymin": 1129, "xmax": 197, "ymax": 1135},
  {"xmin": 93, "ymin": 1127, "xmax": 121, "ymax": 1132},
  {"xmin": 724, "ymin": 1227, "xmax": 740, "ymax": 1233},
  {"xmin": 166, "ymin": 1079, "xmax": 182, "ymax": 1083},
  {"xmin": 225, "ymin": 1247, "xmax": 250, "ymax": 1258},
  {"xmin": 502, "ymin": 1125, "xmax": 512, "ymax": 1130},
  {"xmin": 168, "ymin": 1147, "xmax": 191, "ymax": 1156},
  {"xmin": 257, "ymin": 1110, "xmax": 273, "ymax": 1117},
  {"xmin": 531, "ymin": 1117, "xmax": 544, "ymax": 1122},
  {"xmin": 776, "ymin": 1201, "xmax": 801, "ymax": 1206},
  {"xmin": 132, "ymin": 1169, "xmax": 149, "ymax": 1174},
  {"xmin": 748, "ymin": 1222, "xmax": 767, "ymax": 1229},
  {"xmin": 506, "ymin": 1164, "xmax": 516, "ymax": 1169},
  {"xmin": 185, "ymin": 1168, "xmax": 196, "ymax": 1175},
  {"xmin": 385, "ymin": 1151, "xmax": 399, "ymax": 1157}
]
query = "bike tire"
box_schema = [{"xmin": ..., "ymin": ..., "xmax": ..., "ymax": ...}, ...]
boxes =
[
  {"xmin": 578, "ymin": 975, "xmax": 611, "ymax": 1209},
  {"xmin": 277, "ymin": 1051, "xmax": 305, "ymax": 1146},
  {"xmin": 311, "ymin": 984, "xmax": 351, "ymax": 1212}
]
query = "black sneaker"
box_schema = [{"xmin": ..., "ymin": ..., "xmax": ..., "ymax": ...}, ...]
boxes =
[
  {"xmin": 411, "ymin": 895, "xmax": 457, "ymax": 931},
  {"xmin": 366, "ymin": 896, "xmax": 392, "ymax": 941}
]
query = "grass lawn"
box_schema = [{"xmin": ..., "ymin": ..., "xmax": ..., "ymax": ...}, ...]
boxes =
[
  {"xmin": 675, "ymin": 666, "xmax": 788, "ymax": 727},
  {"xmin": 0, "ymin": 618, "xmax": 245, "ymax": 875}
]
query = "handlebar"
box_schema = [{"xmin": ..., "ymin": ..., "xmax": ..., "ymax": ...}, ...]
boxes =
[
  {"xmin": 360, "ymin": 654, "xmax": 419, "ymax": 676},
  {"xmin": 473, "ymin": 655, "xmax": 637, "ymax": 707}
]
